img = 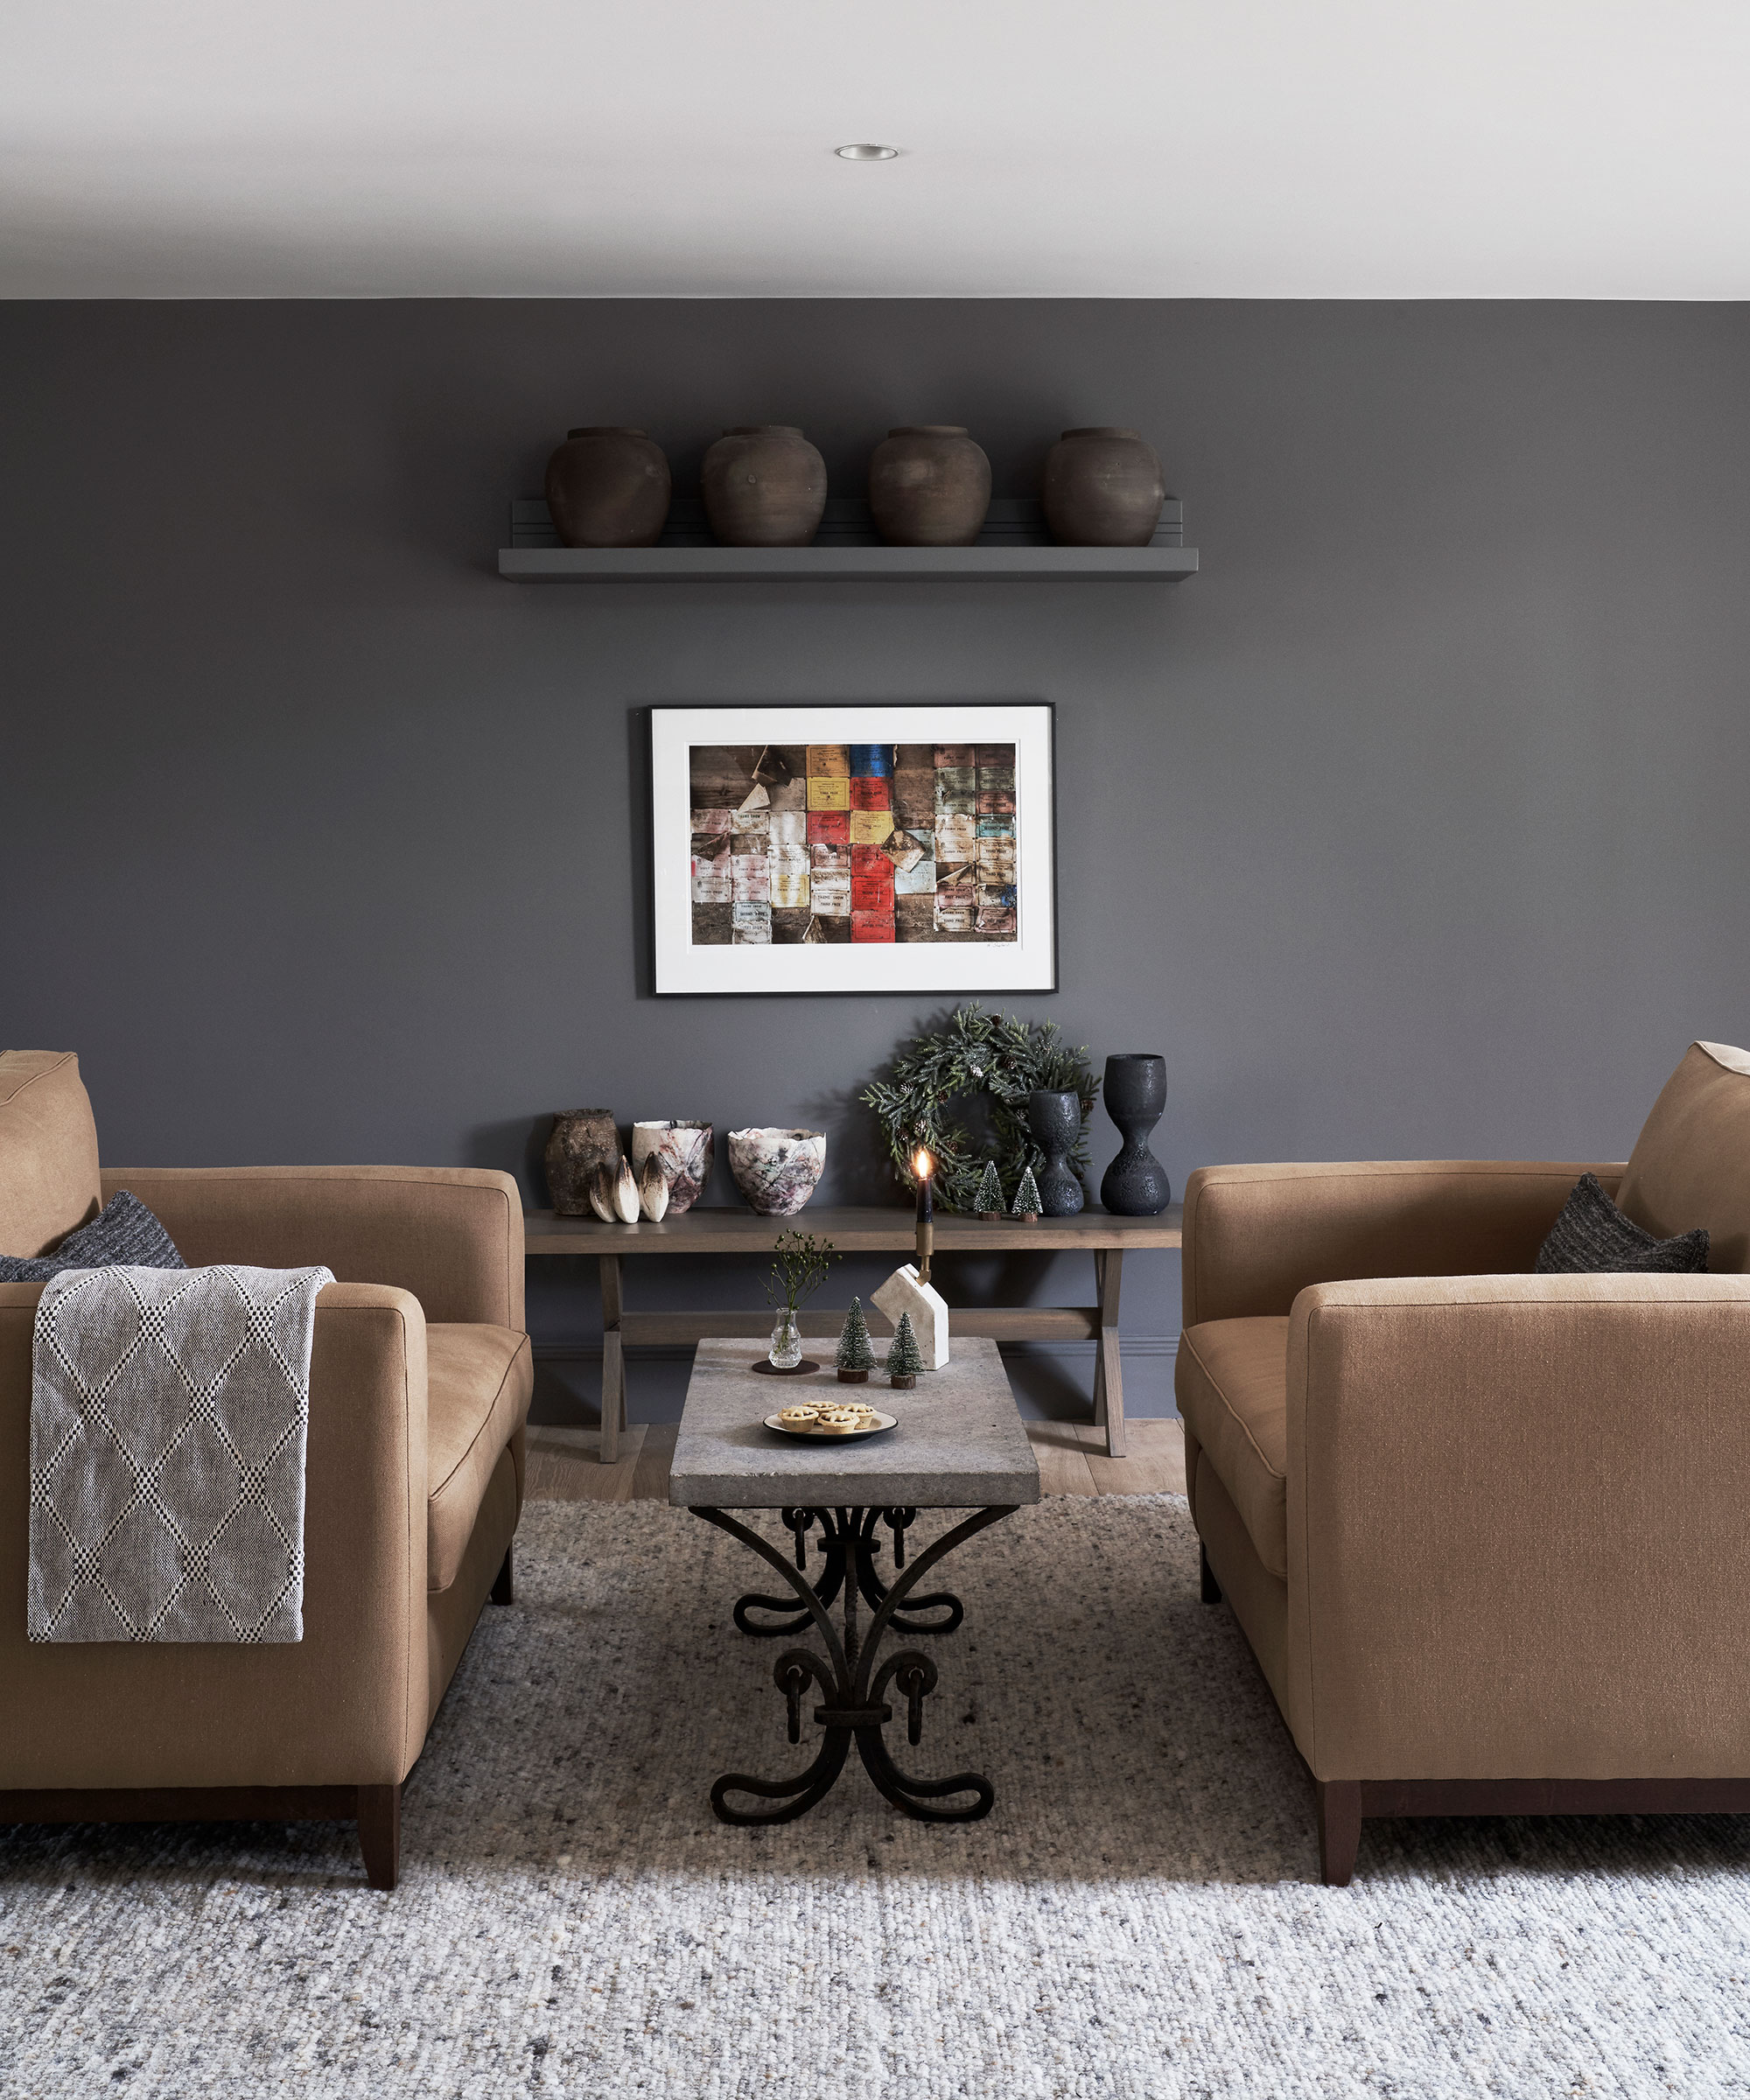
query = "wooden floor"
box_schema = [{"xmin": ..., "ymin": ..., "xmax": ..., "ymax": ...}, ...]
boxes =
[{"xmin": 525, "ymin": 1417, "xmax": 1186, "ymax": 1504}]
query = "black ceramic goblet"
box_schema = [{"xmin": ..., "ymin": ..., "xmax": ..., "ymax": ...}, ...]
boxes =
[
  {"xmin": 1026, "ymin": 1088, "xmax": 1086, "ymax": 1217},
  {"xmin": 1099, "ymin": 1054, "xmax": 1170, "ymax": 1215}
]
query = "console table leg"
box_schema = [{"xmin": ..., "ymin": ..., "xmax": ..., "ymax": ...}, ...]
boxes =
[
  {"xmin": 1092, "ymin": 1253, "xmax": 1108, "ymax": 1429},
  {"xmin": 1095, "ymin": 1249, "xmax": 1125, "ymax": 1459},
  {"xmin": 599, "ymin": 1255, "xmax": 625, "ymax": 1465}
]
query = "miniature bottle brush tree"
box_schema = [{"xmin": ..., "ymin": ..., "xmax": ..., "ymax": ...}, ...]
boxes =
[
  {"xmin": 886, "ymin": 1311, "xmax": 924, "ymax": 1389},
  {"xmin": 835, "ymin": 1297, "xmax": 877, "ymax": 1382}
]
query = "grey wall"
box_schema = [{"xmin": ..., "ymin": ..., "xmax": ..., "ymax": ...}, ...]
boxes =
[{"xmin": 4, "ymin": 299, "xmax": 1748, "ymax": 1422}]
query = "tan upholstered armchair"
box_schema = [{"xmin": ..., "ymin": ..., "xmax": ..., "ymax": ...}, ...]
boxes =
[
  {"xmin": 0, "ymin": 1051, "xmax": 533, "ymax": 1888},
  {"xmin": 1176, "ymin": 1042, "xmax": 1750, "ymax": 1884}
]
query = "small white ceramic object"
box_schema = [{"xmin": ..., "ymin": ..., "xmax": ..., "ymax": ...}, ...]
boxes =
[
  {"xmin": 587, "ymin": 1164, "xmax": 618, "ymax": 1223},
  {"xmin": 872, "ymin": 1264, "xmax": 950, "ymax": 1368},
  {"xmin": 612, "ymin": 1158, "xmax": 640, "ymax": 1224},
  {"xmin": 637, "ymin": 1154, "xmax": 669, "ymax": 1222}
]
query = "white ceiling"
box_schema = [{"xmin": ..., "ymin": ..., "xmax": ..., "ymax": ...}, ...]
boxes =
[{"xmin": 4, "ymin": 1, "xmax": 1748, "ymax": 298}]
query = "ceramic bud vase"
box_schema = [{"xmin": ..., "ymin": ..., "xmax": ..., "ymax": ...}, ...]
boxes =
[
  {"xmin": 544, "ymin": 427, "xmax": 671, "ymax": 548},
  {"xmin": 1099, "ymin": 1054, "xmax": 1171, "ymax": 1214},
  {"xmin": 545, "ymin": 1110, "xmax": 621, "ymax": 1216},
  {"xmin": 1041, "ymin": 427, "xmax": 1165, "ymax": 547},
  {"xmin": 1026, "ymin": 1088, "xmax": 1086, "ymax": 1217},
  {"xmin": 701, "ymin": 426, "xmax": 828, "ymax": 547},
  {"xmin": 867, "ymin": 425, "xmax": 991, "ymax": 546}
]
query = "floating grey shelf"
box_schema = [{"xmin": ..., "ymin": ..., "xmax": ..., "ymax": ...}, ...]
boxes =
[{"xmin": 498, "ymin": 497, "xmax": 1198, "ymax": 584}]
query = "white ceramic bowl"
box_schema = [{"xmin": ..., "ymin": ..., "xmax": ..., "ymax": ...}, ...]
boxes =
[{"xmin": 726, "ymin": 1128, "xmax": 826, "ymax": 1216}]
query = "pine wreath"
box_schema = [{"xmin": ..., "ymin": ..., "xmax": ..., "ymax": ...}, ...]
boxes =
[{"xmin": 860, "ymin": 1004, "xmax": 1099, "ymax": 1215}]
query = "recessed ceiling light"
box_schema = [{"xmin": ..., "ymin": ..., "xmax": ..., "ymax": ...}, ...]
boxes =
[{"xmin": 835, "ymin": 143, "xmax": 900, "ymax": 161}]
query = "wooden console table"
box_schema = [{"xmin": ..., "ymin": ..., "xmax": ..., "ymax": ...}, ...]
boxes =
[{"xmin": 523, "ymin": 1205, "xmax": 1183, "ymax": 1464}]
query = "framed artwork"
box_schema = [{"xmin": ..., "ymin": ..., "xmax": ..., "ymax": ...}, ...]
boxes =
[{"xmin": 650, "ymin": 704, "xmax": 1057, "ymax": 996}]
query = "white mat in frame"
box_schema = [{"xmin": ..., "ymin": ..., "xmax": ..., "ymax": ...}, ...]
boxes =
[{"xmin": 651, "ymin": 702, "xmax": 1056, "ymax": 995}]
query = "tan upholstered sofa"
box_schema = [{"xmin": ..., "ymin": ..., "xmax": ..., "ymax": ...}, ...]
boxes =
[
  {"xmin": 0, "ymin": 1051, "xmax": 533, "ymax": 1888},
  {"xmin": 1176, "ymin": 1041, "xmax": 1750, "ymax": 1884}
]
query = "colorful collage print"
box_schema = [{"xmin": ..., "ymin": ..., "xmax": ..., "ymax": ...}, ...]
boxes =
[{"xmin": 690, "ymin": 742, "xmax": 1019, "ymax": 947}]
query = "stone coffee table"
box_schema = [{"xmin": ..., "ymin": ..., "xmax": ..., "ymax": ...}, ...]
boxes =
[{"xmin": 669, "ymin": 1337, "xmax": 1040, "ymax": 1826}]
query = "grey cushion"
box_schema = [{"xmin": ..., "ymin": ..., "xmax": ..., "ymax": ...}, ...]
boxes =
[
  {"xmin": 0, "ymin": 1189, "xmax": 186, "ymax": 1281},
  {"xmin": 1535, "ymin": 1172, "xmax": 1708, "ymax": 1274}
]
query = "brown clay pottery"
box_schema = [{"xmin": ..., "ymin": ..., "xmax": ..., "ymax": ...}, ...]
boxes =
[
  {"xmin": 545, "ymin": 1110, "xmax": 621, "ymax": 1215},
  {"xmin": 544, "ymin": 427, "xmax": 671, "ymax": 548},
  {"xmin": 701, "ymin": 426, "xmax": 828, "ymax": 547},
  {"xmin": 1041, "ymin": 426, "xmax": 1165, "ymax": 547},
  {"xmin": 867, "ymin": 425, "xmax": 991, "ymax": 546}
]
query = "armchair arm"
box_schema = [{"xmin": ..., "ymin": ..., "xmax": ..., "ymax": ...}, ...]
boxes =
[
  {"xmin": 1283, "ymin": 1272, "xmax": 1750, "ymax": 1782},
  {"xmin": 1181, "ymin": 1159, "xmax": 1623, "ymax": 1326},
  {"xmin": 100, "ymin": 1166, "xmax": 524, "ymax": 1328},
  {"xmin": 0, "ymin": 1279, "xmax": 430, "ymax": 1789}
]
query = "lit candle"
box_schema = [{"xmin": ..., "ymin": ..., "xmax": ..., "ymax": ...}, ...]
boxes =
[{"xmin": 914, "ymin": 1147, "xmax": 934, "ymax": 1223}]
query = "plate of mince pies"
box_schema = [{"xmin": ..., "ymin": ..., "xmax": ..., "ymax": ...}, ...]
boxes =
[{"xmin": 765, "ymin": 1401, "xmax": 899, "ymax": 1440}]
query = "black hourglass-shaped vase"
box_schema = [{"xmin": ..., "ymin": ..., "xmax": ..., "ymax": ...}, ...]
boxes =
[
  {"xmin": 1099, "ymin": 1054, "xmax": 1170, "ymax": 1215},
  {"xmin": 1026, "ymin": 1088, "xmax": 1086, "ymax": 1217}
]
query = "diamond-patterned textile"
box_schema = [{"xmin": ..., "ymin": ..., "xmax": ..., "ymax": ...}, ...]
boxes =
[{"xmin": 28, "ymin": 1264, "xmax": 332, "ymax": 1643}]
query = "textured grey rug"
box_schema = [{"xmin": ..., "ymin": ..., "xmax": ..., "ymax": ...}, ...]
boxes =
[{"xmin": 4, "ymin": 1495, "xmax": 1750, "ymax": 2097}]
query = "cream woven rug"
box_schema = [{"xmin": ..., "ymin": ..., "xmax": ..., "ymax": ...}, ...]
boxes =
[{"xmin": 4, "ymin": 1495, "xmax": 1748, "ymax": 2096}]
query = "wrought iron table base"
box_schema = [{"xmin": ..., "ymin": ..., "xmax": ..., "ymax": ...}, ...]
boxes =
[{"xmin": 690, "ymin": 1502, "xmax": 1017, "ymax": 1826}]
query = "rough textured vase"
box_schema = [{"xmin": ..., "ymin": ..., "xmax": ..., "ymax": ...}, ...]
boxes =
[
  {"xmin": 1041, "ymin": 427, "xmax": 1165, "ymax": 547},
  {"xmin": 867, "ymin": 425, "xmax": 991, "ymax": 546},
  {"xmin": 545, "ymin": 1110, "xmax": 621, "ymax": 1216},
  {"xmin": 701, "ymin": 426, "xmax": 828, "ymax": 547},
  {"xmin": 727, "ymin": 1128, "xmax": 827, "ymax": 1215},
  {"xmin": 1099, "ymin": 1054, "xmax": 1171, "ymax": 1215},
  {"xmin": 1026, "ymin": 1089, "xmax": 1086, "ymax": 1217},
  {"xmin": 544, "ymin": 427, "xmax": 671, "ymax": 548},
  {"xmin": 630, "ymin": 1120, "xmax": 714, "ymax": 1214}
]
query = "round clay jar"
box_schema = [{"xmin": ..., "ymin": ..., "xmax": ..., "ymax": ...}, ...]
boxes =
[
  {"xmin": 701, "ymin": 426, "xmax": 828, "ymax": 547},
  {"xmin": 867, "ymin": 425, "xmax": 992, "ymax": 547},
  {"xmin": 1041, "ymin": 427, "xmax": 1165, "ymax": 547},
  {"xmin": 544, "ymin": 427, "xmax": 671, "ymax": 549}
]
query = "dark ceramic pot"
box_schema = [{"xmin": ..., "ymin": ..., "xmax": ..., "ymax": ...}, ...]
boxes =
[
  {"xmin": 544, "ymin": 427, "xmax": 671, "ymax": 548},
  {"xmin": 1099, "ymin": 1054, "xmax": 1171, "ymax": 1215},
  {"xmin": 701, "ymin": 425, "xmax": 828, "ymax": 547},
  {"xmin": 1041, "ymin": 426, "xmax": 1165, "ymax": 547},
  {"xmin": 1026, "ymin": 1088, "xmax": 1086, "ymax": 1217},
  {"xmin": 867, "ymin": 424, "xmax": 991, "ymax": 546},
  {"xmin": 545, "ymin": 1110, "xmax": 621, "ymax": 1216}
]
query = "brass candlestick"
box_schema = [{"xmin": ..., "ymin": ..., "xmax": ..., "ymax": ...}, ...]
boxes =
[{"xmin": 915, "ymin": 1218, "xmax": 933, "ymax": 1288}]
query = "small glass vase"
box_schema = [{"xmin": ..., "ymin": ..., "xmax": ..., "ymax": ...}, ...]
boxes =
[{"xmin": 769, "ymin": 1312, "xmax": 803, "ymax": 1370}]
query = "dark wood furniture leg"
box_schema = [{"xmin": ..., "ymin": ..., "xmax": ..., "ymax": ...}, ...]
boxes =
[
  {"xmin": 1317, "ymin": 1781, "xmax": 1363, "ymax": 1886},
  {"xmin": 1199, "ymin": 1542, "xmax": 1222, "ymax": 1605},
  {"xmin": 490, "ymin": 1544, "xmax": 514, "ymax": 1606},
  {"xmin": 1089, "ymin": 1249, "xmax": 1126, "ymax": 1459},
  {"xmin": 1311, "ymin": 1775, "xmax": 1750, "ymax": 1886},
  {"xmin": 0, "ymin": 1782, "xmax": 404, "ymax": 1890},
  {"xmin": 356, "ymin": 1782, "xmax": 402, "ymax": 1891},
  {"xmin": 599, "ymin": 1253, "xmax": 625, "ymax": 1464}
]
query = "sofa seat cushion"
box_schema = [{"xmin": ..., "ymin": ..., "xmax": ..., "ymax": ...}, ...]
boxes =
[
  {"xmin": 427, "ymin": 1325, "xmax": 533, "ymax": 1592},
  {"xmin": 1175, "ymin": 1317, "xmax": 1289, "ymax": 1578}
]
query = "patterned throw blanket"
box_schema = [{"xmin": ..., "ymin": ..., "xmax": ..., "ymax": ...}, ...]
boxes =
[{"xmin": 28, "ymin": 1263, "xmax": 332, "ymax": 1642}]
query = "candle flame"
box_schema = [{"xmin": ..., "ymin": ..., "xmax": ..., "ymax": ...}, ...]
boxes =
[{"xmin": 914, "ymin": 1148, "xmax": 933, "ymax": 1180}]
